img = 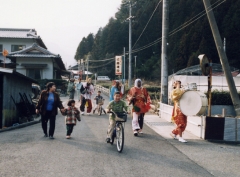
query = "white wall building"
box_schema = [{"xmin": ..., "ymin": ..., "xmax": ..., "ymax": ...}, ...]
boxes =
[{"xmin": 0, "ymin": 28, "xmax": 68, "ymax": 79}]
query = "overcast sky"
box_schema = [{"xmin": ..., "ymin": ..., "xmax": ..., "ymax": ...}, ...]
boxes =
[{"xmin": 0, "ymin": 0, "xmax": 122, "ymax": 67}]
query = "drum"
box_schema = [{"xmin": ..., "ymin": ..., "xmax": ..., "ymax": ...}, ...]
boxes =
[
  {"xmin": 186, "ymin": 83, "xmax": 197, "ymax": 91},
  {"xmin": 179, "ymin": 91, "xmax": 208, "ymax": 116}
]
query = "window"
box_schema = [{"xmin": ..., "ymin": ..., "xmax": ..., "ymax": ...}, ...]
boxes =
[
  {"xmin": 11, "ymin": 45, "xmax": 26, "ymax": 52},
  {"xmin": 0, "ymin": 45, "xmax": 2, "ymax": 52},
  {"xmin": 27, "ymin": 69, "xmax": 41, "ymax": 79}
]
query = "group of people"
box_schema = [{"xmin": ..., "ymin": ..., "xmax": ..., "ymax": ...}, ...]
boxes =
[
  {"xmin": 36, "ymin": 82, "xmax": 80, "ymax": 139},
  {"xmin": 35, "ymin": 77, "xmax": 94, "ymax": 139},
  {"xmin": 35, "ymin": 77, "xmax": 188, "ymax": 143}
]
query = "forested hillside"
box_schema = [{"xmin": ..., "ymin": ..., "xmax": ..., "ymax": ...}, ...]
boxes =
[{"xmin": 74, "ymin": 0, "xmax": 240, "ymax": 80}]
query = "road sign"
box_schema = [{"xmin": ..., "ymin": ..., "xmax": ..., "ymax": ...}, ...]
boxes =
[
  {"xmin": 2, "ymin": 49, "xmax": 8, "ymax": 56},
  {"xmin": 115, "ymin": 56, "xmax": 122, "ymax": 75}
]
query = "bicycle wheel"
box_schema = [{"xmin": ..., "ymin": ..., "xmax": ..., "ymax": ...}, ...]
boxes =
[
  {"xmin": 116, "ymin": 123, "xmax": 124, "ymax": 153},
  {"xmin": 98, "ymin": 106, "xmax": 102, "ymax": 116}
]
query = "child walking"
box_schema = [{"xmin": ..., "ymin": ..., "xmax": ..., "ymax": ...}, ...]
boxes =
[{"xmin": 64, "ymin": 99, "xmax": 81, "ymax": 139}]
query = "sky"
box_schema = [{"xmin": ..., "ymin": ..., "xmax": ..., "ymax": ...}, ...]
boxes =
[{"xmin": 0, "ymin": 0, "xmax": 122, "ymax": 68}]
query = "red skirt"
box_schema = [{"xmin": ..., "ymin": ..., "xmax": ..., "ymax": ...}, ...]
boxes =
[{"xmin": 172, "ymin": 107, "xmax": 187, "ymax": 135}]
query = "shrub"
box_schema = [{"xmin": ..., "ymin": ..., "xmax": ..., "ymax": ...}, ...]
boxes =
[
  {"xmin": 37, "ymin": 79, "xmax": 68, "ymax": 91},
  {"xmin": 208, "ymin": 90, "xmax": 240, "ymax": 105}
]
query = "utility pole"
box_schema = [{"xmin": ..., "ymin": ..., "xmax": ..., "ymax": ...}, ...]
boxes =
[
  {"xmin": 86, "ymin": 55, "xmax": 89, "ymax": 80},
  {"xmin": 203, "ymin": 0, "xmax": 240, "ymax": 140},
  {"xmin": 223, "ymin": 37, "xmax": 226, "ymax": 53},
  {"xmin": 160, "ymin": 0, "xmax": 169, "ymax": 104},
  {"xmin": 124, "ymin": 47, "xmax": 126, "ymax": 84},
  {"xmin": 128, "ymin": 1, "xmax": 132, "ymax": 88},
  {"xmin": 78, "ymin": 59, "xmax": 80, "ymax": 78},
  {"xmin": 134, "ymin": 56, "xmax": 137, "ymax": 79}
]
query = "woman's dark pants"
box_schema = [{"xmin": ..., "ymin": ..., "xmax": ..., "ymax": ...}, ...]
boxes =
[
  {"xmin": 41, "ymin": 111, "xmax": 56, "ymax": 137},
  {"xmin": 66, "ymin": 124, "xmax": 74, "ymax": 136},
  {"xmin": 80, "ymin": 97, "xmax": 86, "ymax": 112}
]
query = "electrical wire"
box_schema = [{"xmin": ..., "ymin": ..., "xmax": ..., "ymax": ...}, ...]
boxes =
[
  {"xmin": 132, "ymin": 0, "xmax": 162, "ymax": 49},
  {"xmin": 87, "ymin": 0, "xmax": 225, "ymax": 62},
  {"xmin": 88, "ymin": 57, "xmax": 114, "ymax": 62},
  {"xmin": 88, "ymin": 59, "xmax": 115, "ymax": 69},
  {"xmin": 130, "ymin": 0, "xmax": 225, "ymax": 54}
]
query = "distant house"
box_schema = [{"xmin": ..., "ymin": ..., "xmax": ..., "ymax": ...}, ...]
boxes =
[
  {"xmin": 0, "ymin": 28, "xmax": 69, "ymax": 79},
  {"xmin": 68, "ymin": 64, "xmax": 93, "ymax": 80}
]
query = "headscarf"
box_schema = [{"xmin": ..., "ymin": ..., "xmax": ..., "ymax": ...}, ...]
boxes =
[{"xmin": 134, "ymin": 79, "xmax": 142, "ymax": 88}]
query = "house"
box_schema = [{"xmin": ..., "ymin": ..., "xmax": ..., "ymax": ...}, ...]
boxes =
[
  {"xmin": 7, "ymin": 43, "xmax": 68, "ymax": 79},
  {"xmin": 68, "ymin": 64, "xmax": 93, "ymax": 80},
  {"xmin": 0, "ymin": 28, "xmax": 69, "ymax": 79},
  {"xmin": 0, "ymin": 67, "xmax": 38, "ymax": 129},
  {"xmin": 0, "ymin": 28, "xmax": 46, "ymax": 66}
]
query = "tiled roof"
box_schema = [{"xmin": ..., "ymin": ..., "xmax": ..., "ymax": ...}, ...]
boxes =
[
  {"xmin": 9, "ymin": 54, "xmax": 60, "ymax": 58},
  {"xmin": 8, "ymin": 43, "xmax": 59, "ymax": 57},
  {"xmin": 0, "ymin": 28, "xmax": 38, "ymax": 38},
  {"xmin": 7, "ymin": 43, "xmax": 66, "ymax": 70}
]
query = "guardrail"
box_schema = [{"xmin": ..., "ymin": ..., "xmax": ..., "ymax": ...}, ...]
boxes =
[{"xmin": 95, "ymin": 85, "xmax": 110, "ymax": 96}]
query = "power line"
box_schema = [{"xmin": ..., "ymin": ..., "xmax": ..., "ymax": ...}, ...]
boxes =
[
  {"xmin": 88, "ymin": 59, "xmax": 115, "ymax": 69},
  {"xmin": 88, "ymin": 0, "xmax": 225, "ymax": 62},
  {"xmin": 132, "ymin": 0, "xmax": 162, "ymax": 49},
  {"xmin": 129, "ymin": 0, "xmax": 225, "ymax": 54},
  {"xmin": 168, "ymin": 0, "xmax": 223, "ymax": 36},
  {"xmin": 88, "ymin": 57, "xmax": 114, "ymax": 62},
  {"xmin": 169, "ymin": 0, "xmax": 225, "ymax": 37}
]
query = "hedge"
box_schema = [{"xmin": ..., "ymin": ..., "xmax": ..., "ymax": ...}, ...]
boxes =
[
  {"xmin": 207, "ymin": 90, "xmax": 240, "ymax": 105},
  {"xmin": 36, "ymin": 79, "xmax": 68, "ymax": 91}
]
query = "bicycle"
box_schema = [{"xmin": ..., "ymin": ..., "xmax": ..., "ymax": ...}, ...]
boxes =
[
  {"xmin": 109, "ymin": 111, "xmax": 127, "ymax": 153},
  {"xmin": 97, "ymin": 98, "xmax": 106, "ymax": 116}
]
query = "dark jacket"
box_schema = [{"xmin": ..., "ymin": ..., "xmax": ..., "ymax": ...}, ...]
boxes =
[{"xmin": 36, "ymin": 90, "xmax": 64, "ymax": 116}]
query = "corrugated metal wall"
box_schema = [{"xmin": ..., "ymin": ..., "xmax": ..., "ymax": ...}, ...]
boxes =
[{"xmin": 2, "ymin": 74, "xmax": 32, "ymax": 127}]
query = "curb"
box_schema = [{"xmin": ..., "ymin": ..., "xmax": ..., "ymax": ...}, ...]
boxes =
[
  {"xmin": 206, "ymin": 139, "xmax": 240, "ymax": 145},
  {"xmin": 0, "ymin": 119, "xmax": 41, "ymax": 133}
]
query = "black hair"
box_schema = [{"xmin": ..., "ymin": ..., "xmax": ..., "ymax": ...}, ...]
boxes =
[
  {"xmin": 67, "ymin": 99, "xmax": 75, "ymax": 106},
  {"xmin": 114, "ymin": 91, "xmax": 121, "ymax": 95},
  {"xmin": 98, "ymin": 90, "xmax": 101, "ymax": 93},
  {"xmin": 46, "ymin": 82, "xmax": 55, "ymax": 91}
]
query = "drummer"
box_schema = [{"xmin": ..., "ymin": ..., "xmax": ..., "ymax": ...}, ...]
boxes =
[{"xmin": 170, "ymin": 80, "xmax": 187, "ymax": 143}]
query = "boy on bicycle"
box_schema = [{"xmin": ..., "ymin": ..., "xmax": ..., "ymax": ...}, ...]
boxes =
[
  {"xmin": 106, "ymin": 91, "xmax": 128, "ymax": 143},
  {"xmin": 93, "ymin": 90, "xmax": 106, "ymax": 114}
]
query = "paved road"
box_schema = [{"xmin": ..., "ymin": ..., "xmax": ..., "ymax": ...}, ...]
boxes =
[{"xmin": 0, "ymin": 93, "xmax": 237, "ymax": 177}]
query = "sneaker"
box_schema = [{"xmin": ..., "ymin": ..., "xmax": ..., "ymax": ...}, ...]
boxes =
[
  {"xmin": 133, "ymin": 130, "xmax": 138, "ymax": 136},
  {"xmin": 138, "ymin": 129, "xmax": 143, "ymax": 134},
  {"xmin": 170, "ymin": 133, "xmax": 177, "ymax": 140},
  {"xmin": 66, "ymin": 136, "xmax": 70, "ymax": 139},
  {"xmin": 178, "ymin": 137, "xmax": 187, "ymax": 143},
  {"xmin": 44, "ymin": 134, "xmax": 48, "ymax": 137},
  {"xmin": 106, "ymin": 138, "xmax": 111, "ymax": 143},
  {"xmin": 81, "ymin": 112, "xmax": 84, "ymax": 115},
  {"xmin": 49, "ymin": 136, "xmax": 54, "ymax": 139},
  {"xmin": 87, "ymin": 113, "xmax": 90, "ymax": 115}
]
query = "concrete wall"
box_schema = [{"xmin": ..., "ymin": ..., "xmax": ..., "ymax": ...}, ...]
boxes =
[
  {"xmin": 16, "ymin": 58, "xmax": 53, "ymax": 79},
  {"xmin": 2, "ymin": 74, "xmax": 32, "ymax": 127},
  {"xmin": 159, "ymin": 103, "xmax": 240, "ymax": 140},
  {"xmin": 159, "ymin": 103, "xmax": 205, "ymax": 139}
]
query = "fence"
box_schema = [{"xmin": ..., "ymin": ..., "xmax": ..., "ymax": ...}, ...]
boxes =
[{"xmin": 95, "ymin": 85, "xmax": 110, "ymax": 96}]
